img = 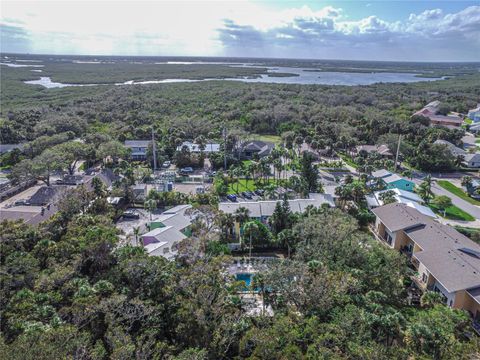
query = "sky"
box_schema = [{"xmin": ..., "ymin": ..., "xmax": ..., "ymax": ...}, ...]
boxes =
[{"xmin": 1, "ymin": 0, "xmax": 479, "ymax": 61}]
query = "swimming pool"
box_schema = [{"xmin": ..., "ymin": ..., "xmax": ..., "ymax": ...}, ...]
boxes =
[{"xmin": 236, "ymin": 273, "xmax": 253, "ymax": 289}]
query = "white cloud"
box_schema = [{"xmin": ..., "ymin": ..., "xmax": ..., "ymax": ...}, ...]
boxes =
[
  {"xmin": 218, "ymin": 4, "xmax": 480, "ymax": 60},
  {"xmin": 1, "ymin": 1, "xmax": 479, "ymax": 60}
]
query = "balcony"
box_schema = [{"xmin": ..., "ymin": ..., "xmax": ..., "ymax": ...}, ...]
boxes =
[
  {"xmin": 411, "ymin": 273, "xmax": 434, "ymax": 292},
  {"xmin": 369, "ymin": 225, "xmax": 392, "ymax": 247}
]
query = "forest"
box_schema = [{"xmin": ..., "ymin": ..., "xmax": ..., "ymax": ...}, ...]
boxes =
[
  {"xmin": 1, "ymin": 186, "xmax": 479, "ymax": 359},
  {"xmin": 2, "ymin": 57, "xmax": 479, "ymax": 171}
]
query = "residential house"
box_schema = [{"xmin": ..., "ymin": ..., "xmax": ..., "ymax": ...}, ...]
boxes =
[
  {"xmin": 141, "ymin": 204, "xmax": 193, "ymax": 260},
  {"xmin": 468, "ymin": 104, "xmax": 480, "ymax": 123},
  {"xmin": 219, "ymin": 193, "xmax": 335, "ymax": 236},
  {"xmin": 0, "ymin": 204, "xmax": 58, "ymax": 227},
  {"xmin": 372, "ymin": 203, "xmax": 480, "ymax": 328},
  {"xmin": 29, "ymin": 185, "xmax": 68, "ymax": 206},
  {"xmin": 124, "ymin": 140, "xmax": 150, "ymax": 161},
  {"xmin": 176, "ymin": 141, "xmax": 220, "ymax": 153},
  {"xmin": 413, "ymin": 101, "xmax": 463, "ymax": 128},
  {"xmin": 470, "ymin": 123, "xmax": 480, "ymax": 134},
  {"xmin": 0, "ymin": 143, "xmax": 24, "ymax": 154},
  {"xmin": 366, "ymin": 188, "xmax": 436, "ymax": 218},
  {"xmin": 433, "ymin": 139, "xmax": 466, "ymax": 157},
  {"xmin": 355, "ymin": 144, "xmax": 393, "ymax": 158},
  {"xmin": 238, "ymin": 140, "xmax": 274, "ymax": 159},
  {"xmin": 433, "ymin": 140, "xmax": 480, "ymax": 168},
  {"xmin": 463, "ymin": 153, "xmax": 480, "ymax": 169},
  {"xmin": 371, "ymin": 169, "xmax": 415, "ymax": 192},
  {"xmin": 371, "ymin": 169, "xmax": 393, "ymax": 179}
]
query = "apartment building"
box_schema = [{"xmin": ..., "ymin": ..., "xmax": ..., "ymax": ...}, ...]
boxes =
[{"xmin": 372, "ymin": 203, "xmax": 480, "ymax": 328}]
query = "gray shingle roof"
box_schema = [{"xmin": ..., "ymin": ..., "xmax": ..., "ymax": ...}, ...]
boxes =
[
  {"xmin": 0, "ymin": 144, "xmax": 24, "ymax": 154},
  {"xmin": 219, "ymin": 194, "xmax": 334, "ymax": 217},
  {"xmin": 373, "ymin": 203, "xmax": 480, "ymax": 293},
  {"xmin": 372, "ymin": 203, "xmax": 426, "ymax": 232},
  {"xmin": 124, "ymin": 140, "xmax": 150, "ymax": 147},
  {"xmin": 371, "ymin": 169, "xmax": 392, "ymax": 178}
]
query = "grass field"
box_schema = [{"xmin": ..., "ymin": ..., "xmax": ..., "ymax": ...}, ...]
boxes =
[
  {"xmin": 436, "ymin": 180, "xmax": 480, "ymax": 206},
  {"xmin": 252, "ymin": 134, "xmax": 282, "ymax": 144},
  {"xmin": 429, "ymin": 203, "xmax": 476, "ymax": 221},
  {"xmin": 338, "ymin": 153, "xmax": 358, "ymax": 169},
  {"xmin": 227, "ymin": 178, "xmax": 277, "ymax": 194}
]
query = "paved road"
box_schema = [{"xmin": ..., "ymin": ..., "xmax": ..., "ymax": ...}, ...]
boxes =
[{"xmin": 431, "ymin": 181, "xmax": 480, "ymax": 220}]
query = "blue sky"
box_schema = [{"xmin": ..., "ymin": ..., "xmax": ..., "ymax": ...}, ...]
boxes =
[{"xmin": 1, "ymin": 1, "xmax": 479, "ymax": 61}]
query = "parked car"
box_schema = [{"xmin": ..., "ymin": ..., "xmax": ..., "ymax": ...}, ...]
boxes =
[
  {"xmin": 179, "ymin": 167, "xmax": 194, "ymax": 175},
  {"xmin": 226, "ymin": 194, "xmax": 237, "ymax": 202},
  {"xmin": 162, "ymin": 161, "xmax": 171, "ymax": 168},
  {"xmin": 242, "ymin": 191, "xmax": 253, "ymax": 199},
  {"xmin": 14, "ymin": 199, "xmax": 30, "ymax": 206},
  {"xmin": 254, "ymin": 189, "xmax": 265, "ymax": 196},
  {"xmin": 122, "ymin": 210, "xmax": 140, "ymax": 219}
]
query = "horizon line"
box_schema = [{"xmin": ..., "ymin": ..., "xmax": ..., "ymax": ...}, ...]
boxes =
[{"xmin": 2, "ymin": 52, "xmax": 480, "ymax": 64}]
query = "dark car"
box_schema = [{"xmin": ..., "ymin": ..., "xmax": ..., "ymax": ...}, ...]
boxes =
[
  {"xmin": 242, "ymin": 191, "xmax": 253, "ymax": 199},
  {"xmin": 226, "ymin": 194, "xmax": 237, "ymax": 202},
  {"xmin": 179, "ymin": 167, "xmax": 194, "ymax": 175},
  {"xmin": 254, "ymin": 189, "xmax": 265, "ymax": 196},
  {"xmin": 122, "ymin": 210, "xmax": 140, "ymax": 219}
]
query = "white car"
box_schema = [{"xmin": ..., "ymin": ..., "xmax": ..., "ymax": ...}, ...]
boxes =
[{"xmin": 162, "ymin": 161, "xmax": 171, "ymax": 168}]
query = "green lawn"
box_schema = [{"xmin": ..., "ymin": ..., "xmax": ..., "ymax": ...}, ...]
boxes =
[
  {"xmin": 227, "ymin": 178, "xmax": 278, "ymax": 194},
  {"xmin": 436, "ymin": 180, "xmax": 480, "ymax": 206},
  {"xmin": 252, "ymin": 134, "xmax": 282, "ymax": 144},
  {"xmin": 429, "ymin": 204, "xmax": 475, "ymax": 221},
  {"xmin": 337, "ymin": 153, "xmax": 358, "ymax": 169}
]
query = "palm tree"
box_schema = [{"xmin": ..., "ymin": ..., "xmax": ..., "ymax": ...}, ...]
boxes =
[
  {"xmin": 417, "ymin": 175, "xmax": 433, "ymax": 204},
  {"xmin": 144, "ymin": 199, "xmax": 157, "ymax": 221},
  {"xmin": 234, "ymin": 207, "xmax": 250, "ymax": 244},
  {"xmin": 243, "ymin": 221, "xmax": 259, "ymax": 260},
  {"xmin": 258, "ymin": 160, "xmax": 270, "ymax": 185},
  {"xmin": 264, "ymin": 184, "xmax": 277, "ymax": 200},
  {"xmin": 335, "ymin": 185, "xmax": 352, "ymax": 210},
  {"xmin": 461, "ymin": 175, "xmax": 473, "ymax": 189},
  {"xmin": 246, "ymin": 162, "xmax": 256, "ymax": 187},
  {"xmin": 351, "ymin": 182, "xmax": 365, "ymax": 203},
  {"xmin": 277, "ymin": 229, "xmax": 293, "ymax": 258},
  {"xmin": 294, "ymin": 136, "xmax": 303, "ymax": 157},
  {"xmin": 233, "ymin": 166, "xmax": 243, "ymax": 194},
  {"xmin": 217, "ymin": 213, "xmax": 235, "ymax": 241},
  {"xmin": 455, "ymin": 155, "xmax": 465, "ymax": 168},
  {"xmin": 379, "ymin": 190, "xmax": 397, "ymax": 205},
  {"xmin": 273, "ymin": 158, "xmax": 282, "ymax": 183},
  {"xmin": 133, "ymin": 226, "xmax": 141, "ymax": 246}
]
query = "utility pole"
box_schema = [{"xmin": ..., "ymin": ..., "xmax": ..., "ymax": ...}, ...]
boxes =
[
  {"xmin": 151, "ymin": 127, "xmax": 157, "ymax": 172},
  {"xmin": 394, "ymin": 134, "xmax": 402, "ymax": 172},
  {"xmin": 223, "ymin": 126, "xmax": 227, "ymax": 170}
]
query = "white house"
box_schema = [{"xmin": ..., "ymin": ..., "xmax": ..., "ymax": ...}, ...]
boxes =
[{"xmin": 176, "ymin": 141, "xmax": 220, "ymax": 153}]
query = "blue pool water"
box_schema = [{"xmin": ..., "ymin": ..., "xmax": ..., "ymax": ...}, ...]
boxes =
[{"xmin": 236, "ymin": 273, "xmax": 253, "ymax": 289}]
